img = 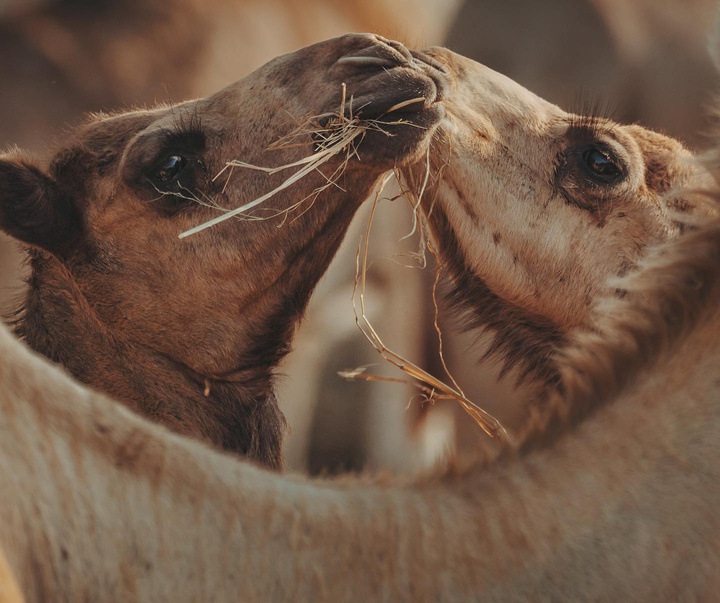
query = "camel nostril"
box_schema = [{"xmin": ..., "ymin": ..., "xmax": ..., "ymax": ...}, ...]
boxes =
[
  {"xmin": 334, "ymin": 38, "xmax": 415, "ymax": 73},
  {"xmin": 410, "ymin": 50, "xmax": 450, "ymax": 76},
  {"xmin": 407, "ymin": 52, "xmax": 449, "ymax": 102}
]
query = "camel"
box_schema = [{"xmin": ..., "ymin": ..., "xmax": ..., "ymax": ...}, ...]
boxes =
[
  {"xmin": 1, "ymin": 41, "xmax": 719, "ymax": 600},
  {"xmin": 401, "ymin": 47, "xmax": 714, "ymax": 427},
  {"xmin": 436, "ymin": 0, "xmax": 720, "ymax": 451},
  {"xmin": 0, "ymin": 33, "xmax": 446, "ymax": 469},
  {"xmin": 0, "ymin": 0, "xmax": 461, "ymax": 474}
]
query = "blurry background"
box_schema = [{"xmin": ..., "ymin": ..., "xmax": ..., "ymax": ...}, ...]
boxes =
[{"xmin": 0, "ymin": 0, "xmax": 717, "ymax": 474}]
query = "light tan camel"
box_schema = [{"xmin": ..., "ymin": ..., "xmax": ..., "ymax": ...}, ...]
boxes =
[
  {"xmin": 441, "ymin": 0, "xmax": 720, "ymax": 441},
  {"xmin": 1, "ymin": 43, "xmax": 719, "ymax": 601},
  {"xmin": 0, "ymin": 34, "xmax": 445, "ymax": 469},
  {"xmin": 402, "ymin": 47, "xmax": 714, "ymax": 432}
]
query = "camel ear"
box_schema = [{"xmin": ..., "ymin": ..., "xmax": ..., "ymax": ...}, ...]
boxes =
[{"xmin": 0, "ymin": 155, "xmax": 83, "ymax": 257}]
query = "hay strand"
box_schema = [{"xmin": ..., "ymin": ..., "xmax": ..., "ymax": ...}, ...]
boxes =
[
  {"xmin": 179, "ymin": 87, "xmax": 424, "ymax": 238},
  {"xmin": 347, "ymin": 178, "xmax": 509, "ymax": 442},
  {"xmin": 176, "ymin": 83, "xmax": 506, "ymax": 442}
]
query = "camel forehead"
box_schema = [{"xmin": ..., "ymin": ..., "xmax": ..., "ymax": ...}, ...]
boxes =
[
  {"xmin": 427, "ymin": 45, "xmax": 692, "ymax": 157},
  {"xmin": 423, "ymin": 50, "xmax": 696, "ymax": 201},
  {"xmin": 49, "ymin": 109, "xmax": 169, "ymax": 179},
  {"xmin": 51, "ymin": 71, "xmax": 300, "ymax": 184}
]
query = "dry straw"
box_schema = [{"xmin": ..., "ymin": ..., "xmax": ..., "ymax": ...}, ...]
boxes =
[
  {"xmin": 179, "ymin": 84, "xmax": 422, "ymax": 237},
  {"xmin": 343, "ymin": 177, "xmax": 509, "ymax": 442},
  {"xmin": 179, "ymin": 85, "xmax": 508, "ymax": 441}
]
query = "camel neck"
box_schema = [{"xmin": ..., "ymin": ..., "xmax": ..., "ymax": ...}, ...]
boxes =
[
  {"xmin": 11, "ymin": 251, "xmax": 285, "ymax": 469},
  {"xmin": 140, "ymin": 313, "xmax": 720, "ymax": 598},
  {"xmin": 5, "ymin": 307, "xmax": 719, "ymax": 601}
]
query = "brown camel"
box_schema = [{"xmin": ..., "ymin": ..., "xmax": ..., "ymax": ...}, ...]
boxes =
[
  {"xmin": 0, "ymin": 42, "xmax": 718, "ymax": 601},
  {"xmin": 0, "ymin": 34, "xmax": 446, "ymax": 469}
]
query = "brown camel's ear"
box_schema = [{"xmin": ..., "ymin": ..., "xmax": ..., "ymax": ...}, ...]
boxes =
[{"xmin": 0, "ymin": 156, "xmax": 83, "ymax": 257}]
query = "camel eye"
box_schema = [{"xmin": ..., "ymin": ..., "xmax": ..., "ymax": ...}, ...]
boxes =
[
  {"xmin": 152, "ymin": 155, "xmax": 187, "ymax": 184},
  {"xmin": 581, "ymin": 147, "xmax": 622, "ymax": 183}
]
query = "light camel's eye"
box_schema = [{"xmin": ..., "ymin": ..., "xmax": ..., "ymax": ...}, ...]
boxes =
[
  {"xmin": 151, "ymin": 155, "xmax": 187, "ymax": 184},
  {"xmin": 581, "ymin": 147, "xmax": 623, "ymax": 183}
]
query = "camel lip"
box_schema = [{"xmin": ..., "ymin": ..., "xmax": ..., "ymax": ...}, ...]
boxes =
[
  {"xmin": 369, "ymin": 58, "xmax": 447, "ymax": 123},
  {"xmin": 328, "ymin": 68, "xmax": 444, "ymax": 125},
  {"xmin": 373, "ymin": 100, "xmax": 446, "ymax": 127}
]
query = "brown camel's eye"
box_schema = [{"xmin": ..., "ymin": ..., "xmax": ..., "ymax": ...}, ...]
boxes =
[
  {"xmin": 152, "ymin": 155, "xmax": 187, "ymax": 184},
  {"xmin": 581, "ymin": 147, "xmax": 622, "ymax": 183}
]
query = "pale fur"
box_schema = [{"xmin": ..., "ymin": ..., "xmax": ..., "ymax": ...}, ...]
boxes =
[
  {"xmin": 405, "ymin": 47, "xmax": 714, "ymax": 396},
  {"xmin": 1, "ymin": 45, "xmax": 720, "ymax": 601}
]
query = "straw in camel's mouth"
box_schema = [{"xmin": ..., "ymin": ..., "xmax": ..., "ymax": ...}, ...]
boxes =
[
  {"xmin": 331, "ymin": 48, "xmax": 447, "ymax": 124},
  {"xmin": 179, "ymin": 80, "xmax": 443, "ymax": 238}
]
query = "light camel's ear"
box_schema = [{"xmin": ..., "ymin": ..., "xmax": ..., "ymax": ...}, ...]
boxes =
[
  {"xmin": 0, "ymin": 154, "xmax": 83, "ymax": 258},
  {"xmin": 624, "ymin": 125, "xmax": 699, "ymax": 192}
]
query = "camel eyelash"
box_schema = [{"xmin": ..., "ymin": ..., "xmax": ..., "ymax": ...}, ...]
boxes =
[
  {"xmin": 566, "ymin": 114, "xmax": 617, "ymax": 139},
  {"xmin": 570, "ymin": 89, "xmax": 618, "ymax": 122},
  {"xmin": 158, "ymin": 110, "xmax": 207, "ymax": 154},
  {"xmin": 158, "ymin": 127, "xmax": 206, "ymax": 155}
]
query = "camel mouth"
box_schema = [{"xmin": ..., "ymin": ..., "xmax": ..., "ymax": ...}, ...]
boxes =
[
  {"xmin": 347, "ymin": 84, "xmax": 444, "ymax": 129},
  {"xmin": 325, "ymin": 42, "xmax": 447, "ymax": 128},
  {"xmin": 363, "ymin": 93, "xmax": 446, "ymax": 129},
  {"xmin": 355, "ymin": 49, "xmax": 447, "ymax": 140},
  {"xmin": 372, "ymin": 53, "xmax": 447, "ymax": 123}
]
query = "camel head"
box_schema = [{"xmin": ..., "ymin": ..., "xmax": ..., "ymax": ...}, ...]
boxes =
[
  {"xmin": 403, "ymin": 47, "xmax": 709, "ymax": 387},
  {"xmin": 0, "ymin": 34, "xmax": 445, "ymax": 464}
]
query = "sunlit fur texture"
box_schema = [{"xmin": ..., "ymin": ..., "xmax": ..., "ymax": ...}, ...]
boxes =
[
  {"xmin": 0, "ymin": 44, "xmax": 719, "ymax": 602},
  {"xmin": 0, "ymin": 34, "xmax": 444, "ymax": 469}
]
